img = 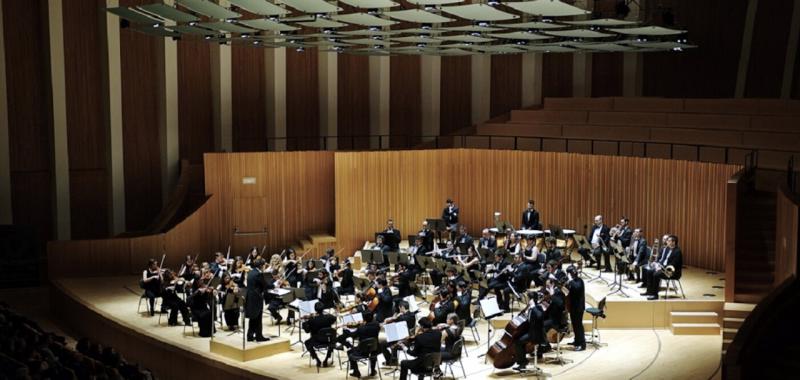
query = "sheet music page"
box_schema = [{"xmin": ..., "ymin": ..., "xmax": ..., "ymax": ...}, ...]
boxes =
[
  {"xmin": 480, "ymin": 297, "xmax": 502, "ymax": 317},
  {"xmin": 403, "ymin": 295, "xmax": 418, "ymax": 313},
  {"xmin": 299, "ymin": 300, "xmax": 317, "ymax": 316},
  {"xmin": 385, "ymin": 321, "xmax": 409, "ymax": 342},
  {"xmin": 342, "ymin": 312, "xmax": 363, "ymax": 325}
]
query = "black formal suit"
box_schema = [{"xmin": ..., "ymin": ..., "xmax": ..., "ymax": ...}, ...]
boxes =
[
  {"xmin": 567, "ymin": 277, "xmax": 586, "ymax": 347},
  {"xmin": 381, "ymin": 311, "xmax": 417, "ymax": 364},
  {"xmin": 346, "ymin": 321, "xmax": 381, "ymax": 375},
  {"xmin": 456, "ymin": 291, "xmax": 472, "ymax": 323},
  {"xmin": 245, "ymin": 268, "xmax": 269, "ymax": 340},
  {"xmin": 478, "ymin": 237, "xmax": 497, "ymax": 251},
  {"xmin": 645, "ymin": 247, "xmax": 683, "ymax": 295},
  {"xmin": 303, "ymin": 313, "xmax": 337, "ymax": 362},
  {"xmin": 618, "ymin": 226, "xmax": 632, "ymax": 248},
  {"xmin": 629, "ymin": 237, "xmax": 648, "ymax": 281},
  {"xmin": 400, "ymin": 330, "xmax": 442, "ymax": 380},
  {"xmin": 375, "ymin": 287, "xmax": 394, "ymax": 322},
  {"xmin": 514, "ymin": 305, "xmax": 546, "ymax": 366},
  {"xmin": 589, "ymin": 224, "xmax": 612, "ymax": 271},
  {"xmin": 521, "ymin": 208, "xmax": 541, "ymax": 230},
  {"xmin": 383, "ymin": 228, "xmax": 402, "ymax": 250},
  {"xmin": 418, "ymin": 228, "xmax": 435, "ymax": 251},
  {"xmin": 442, "ymin": 206, "xmax": 459, "ymax": 241},
  {"xmin": 456, "ymin": 233, "xmax": 474, "ymax": 252}
]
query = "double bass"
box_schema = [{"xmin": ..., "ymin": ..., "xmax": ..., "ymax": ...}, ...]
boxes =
[{"xmin": 486, "ymin": 306, "xmax": 538, "ymax": 369}]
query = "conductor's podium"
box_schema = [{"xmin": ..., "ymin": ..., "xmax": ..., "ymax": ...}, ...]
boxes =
[{"xmin": 209, "ymin": 334, "xmax": 290, "ymax": 362}]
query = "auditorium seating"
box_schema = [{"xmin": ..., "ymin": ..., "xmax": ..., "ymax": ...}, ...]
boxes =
[
  {"xmin": 473, "ymin": 97, "xmax": 800, "ymax": 170},
  {"xmin": 0, "ymin": 303, "xmax": 156, "ymax": 379}
]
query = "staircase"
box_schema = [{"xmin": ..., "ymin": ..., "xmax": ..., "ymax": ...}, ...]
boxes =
[
  {"xmin": 290, "ymin": 233, "xmax": 337, "ymax": 259},
  {"xmin": 734, "ymin": 190, "xmax": 776, "ymax": 303},
  {"xmin": 721, "ymin": 302, "xmax": 755, "ymax": 355},
  {"xmin": 669, "ymin": 311, "xmax": 721, "ymax": 335}
]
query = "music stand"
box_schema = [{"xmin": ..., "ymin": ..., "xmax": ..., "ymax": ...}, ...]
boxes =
[
  {"xmin": 376, "ymin": 232, "xmax": 400, "ymax": 250},
  {"xmin": 477, "ymin": 297, "xmax": 504, "ymax": 364},
  {"xmin": 415, "ymin": 256, "xmax": 433, "ymax": 304},
  {"xmin": 387, "ymin": 251, "xmax": 400, "ymax": 268},
  {"xmin": 572, "ymin": 234, "xmax": 594, "ymax": 280},
  {"xmin": 607, "ymin": 241, "xmax": 631, "ymax": 297},
  {"xmin": 363, "ymin": 249, "xmax": 385, "ymax": 266}
]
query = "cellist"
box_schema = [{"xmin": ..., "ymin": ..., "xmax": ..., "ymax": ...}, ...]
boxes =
[{"xmin": 513, "ymin": 291, "xmax": 547, "ymax": 372}]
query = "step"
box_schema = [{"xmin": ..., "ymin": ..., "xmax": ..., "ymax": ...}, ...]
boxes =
[
  {"xmin": 670, "ymin": 311, "xmax": 719, "ymax": 324},
  {"xmin": 724, "ymin": 317, "xmax": 746, "ymax": 329},
  {"xmin": 734, "ymin": 293, "xmax": 766, "ymax": 304},
  {"xmin": 300, "ymin": 239, "xmax": 314, "ymax": 249},
  {"xmin": 723, "ymin": 328, "xmax": 738, "ymax": 340},
  {"xmin": 309, "ymin": 233, "xmax": 336, "ymax": 245},
  {"xmin": 724, "ymin": 302, "xmax": 756, "ymax": 318},
  {"xmin": 722, "ymin": 338, "xmax": 733, "ymax": 351},
  {"xmin": 671, "ymin": 323, "xmax": 721, "ymax": 335}
]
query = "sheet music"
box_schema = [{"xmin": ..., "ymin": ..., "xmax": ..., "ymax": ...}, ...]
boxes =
[
  {"xmin": 385, "ymin": 321, "xmax": 409, "ymax": 343},
  {"xmin": 480, "ymin": 297, "xmax": 502, "ymax": 318},
  {"xmin": 299, "ymin": 300, "xmax": 317, "ymax": 316},
  {"xmin": 403, "ymin": 295, "xmax": 419, "ymax": 313},
  {"xmin": 268, "ymin": 288, "xmax": 291, "ymax": 296},
  {"xmin": 342, "ymin": 312, "xmax": 363, "ymax": 325}
]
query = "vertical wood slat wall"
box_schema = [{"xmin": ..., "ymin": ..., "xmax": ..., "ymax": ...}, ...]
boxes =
[
  {"xmin": 774, "ymin": 186, "xmax": 799, "ymax": 286},
  {"xmin": 335, "ymin": 149, "xmax": 740, "ymax": 271}
]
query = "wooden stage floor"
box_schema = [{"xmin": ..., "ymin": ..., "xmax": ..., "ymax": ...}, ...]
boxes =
[{"xmin": 47, "ymin": 268, "xmax": 724, "ymax": 380}]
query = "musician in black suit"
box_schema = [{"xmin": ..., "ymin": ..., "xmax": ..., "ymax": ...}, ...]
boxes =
[
  {"xmin": 303, "ymin": 301, "xmax": 337, "ymax": 368},
  {"xmin": 455, "ymin": 281, "xmax": 473, "ymax": 324},
  {"xmin": 245, "ymin": 259, "xmax": 270, "ymax": 342},
  {"xmin": 418, "ymin": 220, "xmax": 435, "ymax": 251},
  {"xmin": 616, "ymin": 217, "xmax": 633, "ymax": 248},
  {"xmin": 380, "ymin": 301, "xmax": 416, "ymax": 366},
  {"xmin": 642, "ymin": 235, "xmax": 683, "ymax": 300},
  {"xmin": 589, "ymin": 215, "xmax": 612, "ymax": 272},
  {"xmin": 442, "ymin": 199, "xmax": 459, "ymax": 241},
  {"xmin": 455, "ymin": 224, "xmax": 474, "ymax": 253},
  {"xmin": 478, "ymin": 229, "xmax": 497, "ymax": 251},
  {"xmin": 502, "ymin": 255, "xmax": 530, "ymax": 310},
  {"xmin": 371, "ymin": 235, "xmax": 391, "ymax": 269},
  {"xmin": 565, "ymin": 265, "xmax": 586, "ymax": 351},
  {"xmin": 374, "ymin": 279, "xmax": 394, "ymax": 322},
  {"xmin": 628, "ymin": 229, "xmax": 648, "ymax": 282},
  {"xmin": 478, "ymin": 252, "xmax": 509, "ymax": 302},
  {"xmin": 513, "ymin": 292, "xmax": 546, "ymax": 371},
  {"xmin": 382, "ymin": 219, "xmax": 402, "ymax": 250},
  {"xmin": 343, "ymin": 311, "xmax": 381, "ymax": 378},
  {"xmin": 399, "ymin": 318, "xmax": 442, "ymax": 380},
  {"xmin": 521, "ymin": 200, "xmax": 541, "ymax": 230}
]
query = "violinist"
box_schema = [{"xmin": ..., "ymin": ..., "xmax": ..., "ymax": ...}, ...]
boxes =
[
  {"xmin": 231, "ymin": 258, "xmax": 247, "ymax": 288},
  {"xmin": 327, "ymin": 255, "xmax": 341, "ymax": 275},
  {"xmin": 336, "ymin": 259, "xmax": 355, "ymax": 295},
  {"xmin": 177, "ymin": 255, "xmax": 196, "ymax": 283},
  {"xmin": 210, "ymin": 252, "xmax": 226, "ymax": 276},
  {"xmin": 217, "ymin": 273, "xmax": 241, "ymax": 331},
  {"xmin": 513, "ymin": 291, "xmax": 546, "ymax": 371},
  {"xmin": 418, "ymin": 220, "xmax": 435, "ymax": 252},
  {"xmin": 141, "ymin": 259, "xmax": 162, "ymax": 317},
  {"xmin": 565, "ymin": 265, "xmax": 586, "ymax": 351},
  {"xmin": 439, "ymin": 313, "xmax": 463, "ymax": 363},
  {"xmin": 380, "ymin": 301, "xmax": 416, "ymax": 367},
  {"xmin": 393, "ymin": 262, "xmax": 414, "ymax": 299},
  {"xmin": 342, "ymin": 312, "xmax": 380, "ymax": 378},
  {"xmin": 160, "ymin": 269, "xmax": 191, "ymax": 326},
  {"xmin": 374, "ymin": 279, "xmax": 393, "ymax": 323},
  {"xmin": 266, "ymin": 271, "xmax": 294, "ymax": 326},
  {"xmin": 245, "ymin": 258, "xmax": 270, "ymax": 342},
  {"xmin": 455, "ymin": 281, "xmax": 472, "ymax": 325},
  {"xmin": 543, "ymin": 259, "xmax": 567, "ymax": 286},
  {"xmin": 190, "ymin": 281, "xmax": 215, "ymax": 337},
  {"xmin": 316, "ymin": 270, "xmax": 338, "ymax": 309},
  {"xmin": 430, "ymin": 289, "xmax": 458, "ymax": 325},
  {"xmin": 299, "ymin": 260, "xmax": 319, "ymax": 301},
  {"xmin": 303, "ymin": 301, "xmax": 337, "ymax": 368},
  {"xmin": 245, "ymin": 247, "xmax": 259, "ymax": 267},
  {"xmin": 542, "ymin": 278, "xmax": 566, "ymax": 350},
  {"xmin": 282, "ymin": 248, "xmax": 301, "ymax": 287},
  {"xmin": 399, "ymin": 318, "xmax": 441, "ymax": 380}
]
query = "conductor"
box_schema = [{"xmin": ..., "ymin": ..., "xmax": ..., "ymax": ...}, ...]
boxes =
[{"xmin": 245, "ymin": 258, "xmax": 270, "ymax": 342}]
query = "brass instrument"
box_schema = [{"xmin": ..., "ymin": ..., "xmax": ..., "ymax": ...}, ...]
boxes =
[
  {"xmin": 664, "ymin": 265, "xmax": 676, "ymax": 278},
  {"xmin": 649, "ymin": 238, "xmax": 660, "ymax": 263}
]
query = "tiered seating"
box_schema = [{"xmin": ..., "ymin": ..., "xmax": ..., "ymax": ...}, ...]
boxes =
[{"xmin": 475, "ymin": 97, "xmax": 800, "ymax": 170}]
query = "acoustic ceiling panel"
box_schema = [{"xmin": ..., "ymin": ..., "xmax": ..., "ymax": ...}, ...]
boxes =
[
  {"xmin": 281, "ymin": 0, "xmax": 341, "ymax": 13},
  {"xmin": 504, "ymin": 0, "xmax": 590, "ymax": 17},
  {"xmin": 228, "ymin": 0, "xmax": 289, "ymax": 16},
  {"xmin": 545, "ymin": 29, "xmax": 614, "ymax": 38},
  {"xmin": 138, "ymin": 4, "xmax": 199, "ymax": 23},
  {"xmin": 339, "ymin": 0, "xmax": 400, "ymax": 8},
  {"xmin": 439, "ymin": 25, "xmax": 503, "ymax": 32},
  {"xmin": 498, "ymin": 21, "xmax": 566, "ymax": 29},
  {"xmin": 406, "ymin": 0, "xmax": 464, "ymax": 5},
  {"xmin": 609, "ymin": 25, "xmax": 687, "ymax": 36},
  {"xmin": 384, "ymin": 9, "xmax": 455, "ymax": 23},
  {"xmin": 176, "ymin": 0, "xmax": 241, "ymax": 19},
  {"xmin": 489, "ymin": 31, "xmax": 550, "ymax": 41},
  {"xmin": 441, "ymin": 4, "xmax": 519, "ymax": 21},
  {"xmin": 297, "ymin": 19, "xmax": 349, "ymax": 28},
  {"xmin": 331, "ymin": 13, "xmax": 398, "ymax": 26},
  {"xmin": 107, "ymin": 7, "xmax": 160, "ymax": 24},
  {"xmin": 564, "ymin": 18, "xmax": 636, "ymax": 26},
  {"xmin": 199, "ymin": 21, "xmax": 256, "ymax": 33},
  {"xmin": 239, "ymin": 18, "xmax": 299, "ymax": 32}
]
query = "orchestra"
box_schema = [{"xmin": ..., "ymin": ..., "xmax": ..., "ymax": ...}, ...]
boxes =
[{"xmin": 134, "ymin": 208, "xmax": 684, "ymax": 376}]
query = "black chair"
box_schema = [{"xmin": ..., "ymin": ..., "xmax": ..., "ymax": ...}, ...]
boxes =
[
  {"xmin": 544, "ymin": 312, "xmax": 573, "ymax": 366},
  {"xmin": 442, "ymin": 338, "xmax": 466, "ymax": 379},
  {"xmin": 410, "ymin": 352, "xmax": 442, "ymax": 380},
  {"xmin": 586, "ymin": 297, "xmax": 607, "ymax": 348},
  {"xmin": 308, "ymin": 327, "xmax": 339, "ymax": 372},
  {"xmin": 346, "ymin": 337, "xmax": 381, "ymax": 380}
]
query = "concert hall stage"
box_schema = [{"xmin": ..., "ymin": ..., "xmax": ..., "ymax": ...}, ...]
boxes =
[{"xmin": 50, "ymin": 269, "xmax": 724, "ymax": 380}]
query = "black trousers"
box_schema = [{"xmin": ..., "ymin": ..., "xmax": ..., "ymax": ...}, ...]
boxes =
[
  {"xmin": 223, "ymin": 308, "xmax": 240, "ymax": 328},
  {"xmin": 305, "ymin": 336, "xmax": 333, "ymax": 362},
  {"xmin": 399, "ymin": 357, "xmax": 427, "ymax": 380},
  {"xmin": 193, "ymin": 308, "xmax": 214, "ymax": 337},
  {"xmin": 514, "ymin": 333, "xmax": 533, "ymax": 366},
  {"xmin": 247, "ymin": 315, "xmax": 264, "ymax": 340},
  {"xmin": 348, "ymin": 349, "xmax": 376, "ymax": 375},
  {"xmin": 570, "ymin": 309, "xmax": 585, "ymax": 346},
  {"xmin": 144, "ymin": 289, "xmax": 159, "ymax": 316},
  {"xmin": 593, "ymin": 247, "xmax": 611, "ymax": 271},
  {"xmin": 162, "ymin": 292, "xmax": 189, "ymax": 324},
  {"xmin": 646, "ymin": 269, "xmax": 668, "ymax": 295}
]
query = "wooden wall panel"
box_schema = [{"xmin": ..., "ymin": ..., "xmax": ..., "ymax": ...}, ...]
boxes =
[
  {"xmin": 203, "ymin": 152, "xmax": 335, "ymax": 255},
  {"xmin": 642, "ymin": 0, "xmax": 747, "ymax": 98},
  {"xmin": 63, "ymin": 0, "xmax": 108, "ymax": 239},
  {"xmin": 774, "ymin": 186, "xmax": 799, "ymax": 286},
  {"xmin": 490, "ymin": 54, "xmax": 522, "ymax": 118},
  {"xmin": 335, "ymin": 149, "xmax": 740, "ymax": 271},
  {"xmin": 232, "ymin": 45, "xmax": 267, "ymax": 152},
  {"xmin": 3, "ymin": 0, "xmax": 53, "ymax": 241},
  {"xmin": 744, "ymin": 0, "xmax": 793, "ymax": 98},
  {"xmin": 337, "ymin": 53, "xmax": 370, "ymax": 150},
  {"xmin": 286, "ymin": 48, "xmax": 319, "ymax": 150},
  {"xmin": 390, "ymin": 55, "xmax": 421, "ymax": 148},
  {"xmin": 440, "ymin": 56, "xmax": 471, "ymax": 135},
  {"xmin": 178, "ymin": 40, "xmax": 214, "ymax": 163},
  {"xmin": 592, "ymin": 52, "xmax": 623, "ymax": 97},
  {"xmin": 120, "ymin": 0, "xmax": 163, "ymax": 231},
  {"xmin": 542, "ymin": 53, "xmax": 573, "ymax": 98}
]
